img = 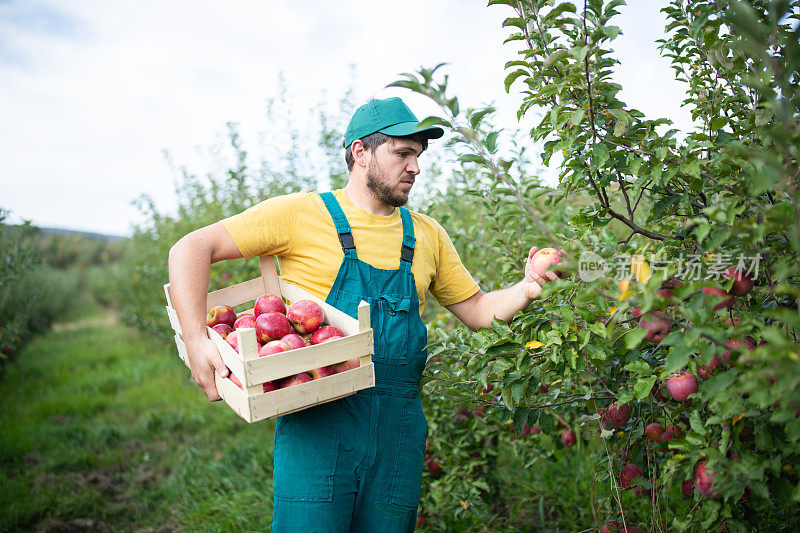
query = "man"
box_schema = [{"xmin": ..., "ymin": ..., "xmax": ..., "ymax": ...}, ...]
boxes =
[{"xmin": 168, "ymin": 97, "xmax": 559, "ymax": 532}]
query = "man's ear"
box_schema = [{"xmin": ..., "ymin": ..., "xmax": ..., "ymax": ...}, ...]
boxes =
[{"xmin": 351, "ymin": 140, "xmax": 368, "ymax": 168}]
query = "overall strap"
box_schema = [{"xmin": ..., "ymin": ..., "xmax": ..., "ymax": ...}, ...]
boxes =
[
  {"xmin": 399, "ymin": 206, "xmax": 416, "ymax": 271},
  {"xmin": 320, "ymin": 192, "xmax": 357, "ymax": 259}
]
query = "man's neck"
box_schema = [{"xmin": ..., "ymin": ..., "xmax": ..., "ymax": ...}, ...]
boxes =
[{"xmin": 343, "ymin": 181, "xmax": 395, "ymax": 216}]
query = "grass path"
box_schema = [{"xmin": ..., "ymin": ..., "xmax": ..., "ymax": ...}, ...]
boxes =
[{"xmin": 0, "ymin": 303, "xmax": 276, "ymax": 532}]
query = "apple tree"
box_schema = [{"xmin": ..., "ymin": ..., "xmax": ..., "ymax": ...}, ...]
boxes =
[{"xmin": 397, "ymin": 0, "xmax": 800, "ymax": 530}]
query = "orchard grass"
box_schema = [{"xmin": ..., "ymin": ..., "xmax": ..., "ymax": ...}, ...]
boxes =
[{"xmin": 0, "ymin": 300, "xmax": 275, "ymax": 532}]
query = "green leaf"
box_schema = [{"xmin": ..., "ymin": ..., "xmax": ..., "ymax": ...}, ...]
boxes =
[
  {"xmin": 634, "ymin": 376, "xmax": 657, "ymax": 400},
  {"xmin": 589, "ymin": 321, "xmax": 607, "ymax": 338},
  {"xmin": 623, "ymin": 360, "xmax": 651, "ymax": 376},
  {"xmin": 664, "ymin": 347, "xmax": 690, "ymax": 374},
  {"xmin": 501, "ymin": 385, "xmax": 515, "ymax": 410},
  {"xmin": 625, "ymin": 327, "xmax": 648, "ymax": 349},
  {"xmin": 591, "ymin": 143, "xmax": 610, "ymax": 168}
]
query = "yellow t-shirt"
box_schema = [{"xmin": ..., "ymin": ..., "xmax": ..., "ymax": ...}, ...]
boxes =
[{"xmin": 221, "ymin": 189, "xmax": 479, "ymax": 315}]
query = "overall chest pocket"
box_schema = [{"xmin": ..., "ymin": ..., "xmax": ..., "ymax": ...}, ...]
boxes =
[
  {"xmin": 329, "ymin": 289, "xmax": 412, "ymax": 365},
  {"xmin": 373, "ymin": 294, "xmax": 413, "ymax": 365}
]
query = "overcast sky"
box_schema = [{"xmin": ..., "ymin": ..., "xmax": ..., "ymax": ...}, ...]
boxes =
[{"xmin": 0, "ymin": 0, "xmax": 692, "ymax": 236}]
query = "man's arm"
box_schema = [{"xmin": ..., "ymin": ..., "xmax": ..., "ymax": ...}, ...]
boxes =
[
  {"xmin": 168, "ymin": 221, "xmax": 243, "ymax": 401},
  {"xmin": 445, "ymin": 246, "xmax": 563, "ymax": 331}
]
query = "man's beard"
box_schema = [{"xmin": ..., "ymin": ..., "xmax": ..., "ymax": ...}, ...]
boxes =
[{"xmin": 365, "ymin": 158, "xmax": 410, "ymax": 208}]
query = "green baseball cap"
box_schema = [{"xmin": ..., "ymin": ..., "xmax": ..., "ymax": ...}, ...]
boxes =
[{"xmin": 343, "ymin": 97, "xmax": 444, "ymax": 149}]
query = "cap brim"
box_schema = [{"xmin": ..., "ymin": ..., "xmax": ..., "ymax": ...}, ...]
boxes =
[{"xmin": 379, "ymin": 121, "xmax": 444, "ymax": 141}]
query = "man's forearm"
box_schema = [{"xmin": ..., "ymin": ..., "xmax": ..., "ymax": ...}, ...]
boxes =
[
  {"xmin": 447, "ymin": 281, "xmax": 535, "ymax": 331},
  {"xmin": 472, "ymin": 281, "xmax": 533, "ymax": 328},
  {"xmin": 168, "ymin": 233, "xmax": 214, "ymax": 341}
]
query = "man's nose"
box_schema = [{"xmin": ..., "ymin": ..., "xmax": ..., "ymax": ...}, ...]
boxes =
[{"xmin": 406, "ymin": 156, "xmax": 420, "ymax": 175}]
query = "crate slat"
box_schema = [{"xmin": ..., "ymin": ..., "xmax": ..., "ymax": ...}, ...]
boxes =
[
  {"xmin": 250, "ymin": 364, "xmax": 375, "ymax": 419},
  {"xmin": 245, "ymin": 330, "xmax": 372, "ymax": 385},
  {"xmin": 207, "ymin": 276, "xmax": 267, "ymax": 310}
]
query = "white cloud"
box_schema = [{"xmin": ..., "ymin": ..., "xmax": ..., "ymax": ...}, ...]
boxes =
[{"xmin": 0, "ymin": 0, "xmax": 691, "ymax": 235}]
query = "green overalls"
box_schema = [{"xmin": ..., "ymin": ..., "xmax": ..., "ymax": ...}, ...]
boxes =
[{"xmin": 271, "ymin": 192, "xmax": 429, "ymax": 532}]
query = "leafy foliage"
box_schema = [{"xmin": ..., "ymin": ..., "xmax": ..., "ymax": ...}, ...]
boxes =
[
  {"xmin": 398, "ymin": 1, "xmax": 800, "ymax": 530},
  {"xmin": 0, "ymin": 210, "xmax": 83, "ymax": 369}
]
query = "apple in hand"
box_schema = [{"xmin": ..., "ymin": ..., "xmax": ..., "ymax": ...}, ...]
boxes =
[
  {"xmin": 530, "ymin": 248, "xmax": 565, "ymax": 279},
  {"xmin": 207, "ymin": 305, "xmax": 237, "ymax": 328},
  {"xmin": 287, "ymin": 300, "xmax": 325, "ymax": 334}
]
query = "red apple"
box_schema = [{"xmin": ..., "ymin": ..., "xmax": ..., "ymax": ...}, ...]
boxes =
[
  {"xmin": 697, "ymin": 355, "xmax": 721, "ymax": 380},
  {"xmin": 702, "ymin": 286, "xmax": 734, "ymax": 311},
  {"xmin": 233, "ymin": 314, "xmax": 257, "ymax": 330},
  {"xmin": 515, "ymin": 424, "xmax": 541, "ymax": 437},
  {"xmin": 312, "ymin": 325, "xmax": 345, "ymax": 345},
  {"xmin": 619, "ymin": 463, "xmax": 643, "ymax": 490},
  {"xmin": 254, "ymin": 294, "xmax": 286, "ymax": 317},
  {"xmin": 645, "ymin": 422, "xmax": 665, "ymax": 442},
  {"xmin": 286, "ymin": 300, "xmax": 325, "ymax": 334},
  {"xmin": 694, "ymin": 460, "xmax": 721, "ymax": 499},
  {"xmin": 206, "ymin": 305, "xmax": 237, "ymax": 328},
  {"xmin": 560, "ymin": 428, "xmax": 576, "ymax": 447},
  {"xmin": 425, "ymin": 455, "xmax": 443, "ymax": 475},
  {"xmin": 226, "ymin": 333, "xmax": 240, "ymax": 353},
  {"xmin": 281, "ymin": 333, "xmax": 307, "ymax": 350},
  {"xmin": 725, "ymin": 268, "xmax": 754, "ymax": 296},
  {"xmin": 211, "ymin": 323, "xmax": 233, "ymax": 339},
  {"xmin": 600, "ymin": 522, "xmax": 620, "ymax": 533},
  {"xmin": 259, "ymin": 340, "xmax": 291, "ymax": 356},
  {"xmin": 278, "ymin": 373, "xmax": 312, "ymax": 388},
  {"xmin": 309, "ymin": 365, "xmax": 336, "ymax": 379},
  {"xmin": 255, "ymin": 312, "xmax": 292, "ymax": 343},
  {"xmin": 262, "ymin": 380, "xmax": 278, "ymax": 393},
  {"xmin": 722, "ymin": 339, "xmax": 746, "ymax": 365},
  {"xmin": 666, "ymin": 372, "xmax": 698, "ymax": 401},
  {"xmin": 638, "ymin": 311, "xmax": 671, "ymax": 343},
  {"xmin": 530, "ymin": 247, "xmax": 563, "ymax": 278},
  {"xmin": 681, "ymin": 479, "xmax": 695, "ymax": 497},
  {"xmin": 603, "ymin": 402, "xmax": 631, "ymax": 428},
  {"xmin": 332, "ymin": 358, "xmax": 360, "ymax": 373}
]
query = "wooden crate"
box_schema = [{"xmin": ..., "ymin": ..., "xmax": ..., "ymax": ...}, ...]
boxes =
[{"xmin": 163, "ymin": 255, "xmax": 375, "ymax": 422}]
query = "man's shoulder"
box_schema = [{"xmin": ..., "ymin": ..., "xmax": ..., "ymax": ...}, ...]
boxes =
[{"xmin": 407, "ymin": 209, "xmax": 445, "ymax": 236}]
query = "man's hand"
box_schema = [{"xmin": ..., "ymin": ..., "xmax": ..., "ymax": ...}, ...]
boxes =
[
  {"xmin": 186, "ymin": 335, "xmax": 230, "ymax": 401},
  {"xmin": 521, "ymin": 246, "xmax": 565, "ymax": 299}
]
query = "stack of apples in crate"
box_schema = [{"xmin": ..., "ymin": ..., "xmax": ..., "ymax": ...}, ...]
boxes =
[{"xmin": 206, "ymin": 294, "xmax": 360, "ymax": 392}]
